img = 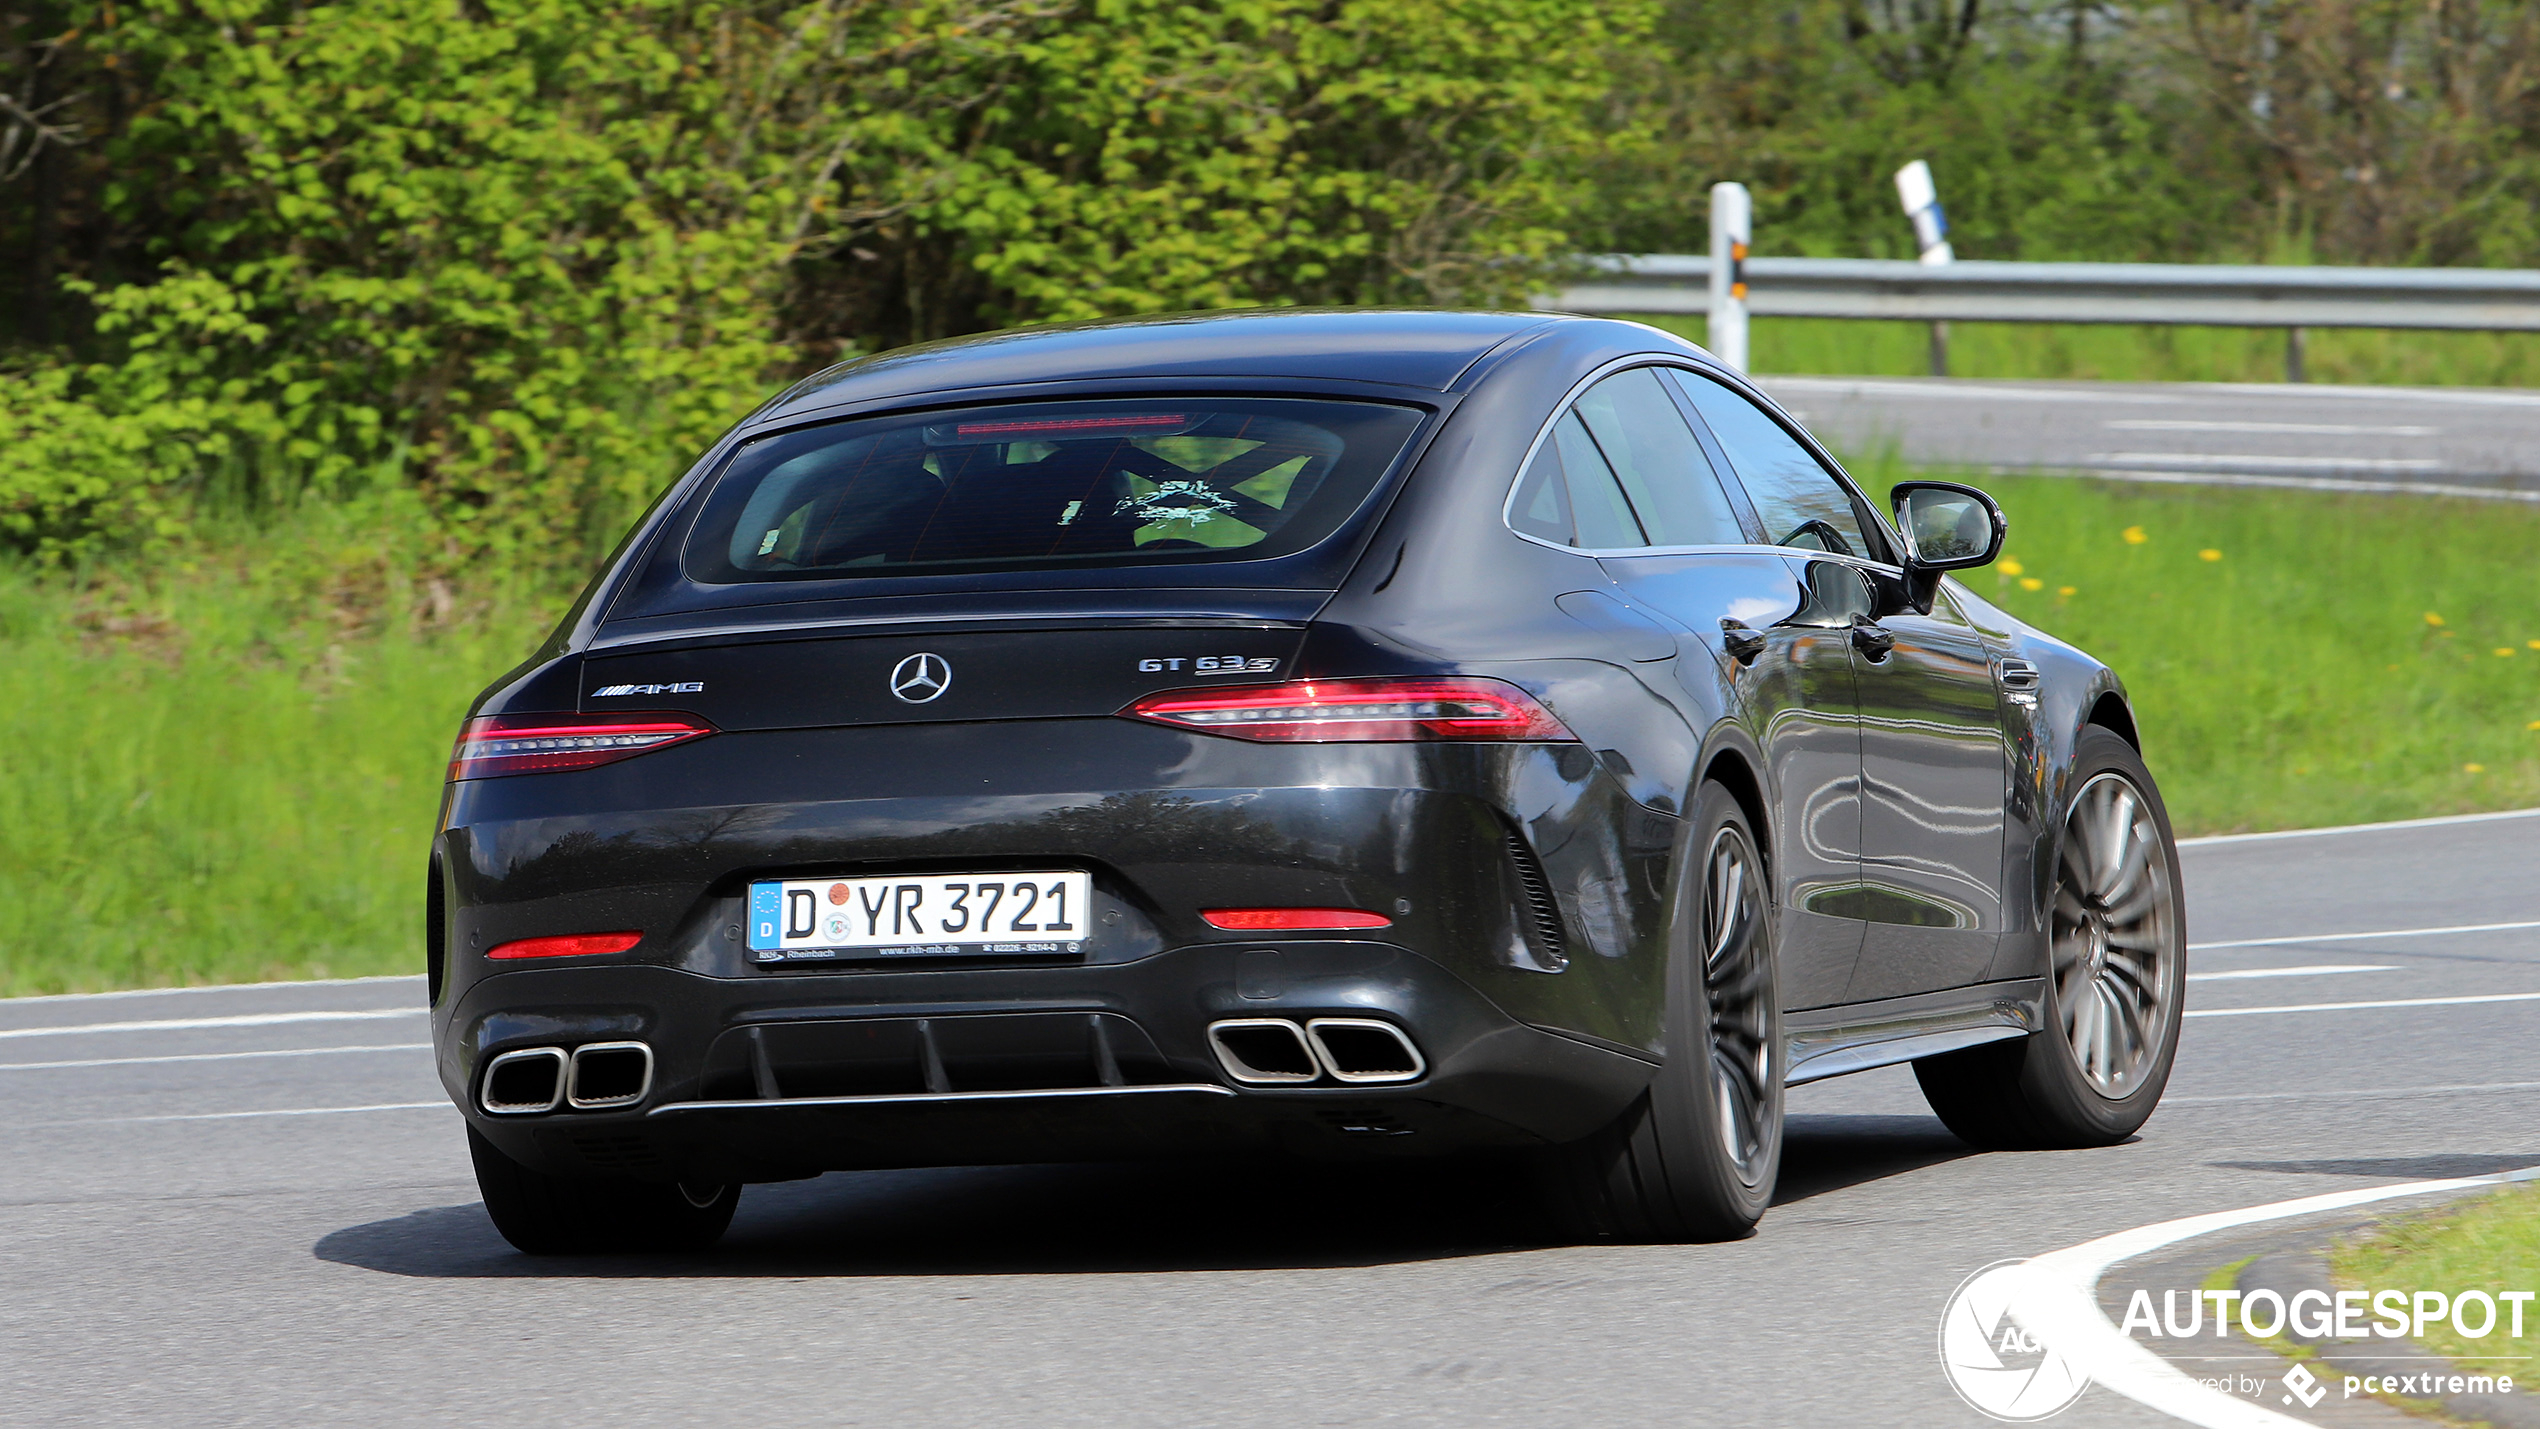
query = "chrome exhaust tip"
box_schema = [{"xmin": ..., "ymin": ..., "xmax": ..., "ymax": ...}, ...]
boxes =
[
  {"xmin": 1206, "ymin": 1019, "xmax": 1321, "ymax": 1084},
  {"xmin": 480, "ymin": 1046, "xmax": 568, "ymax": 1114},
  {"xmin": 566, "ymin": 1041, "xmax": 654, "ymax": 1110},
  {"xmin": 1305, "ymin": 1018, "xmax": 1426, "ymax": 1084}
]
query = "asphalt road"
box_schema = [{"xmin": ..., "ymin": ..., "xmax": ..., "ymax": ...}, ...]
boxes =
[
  {"xmin": 7, "ymin": 809, "xmax": 2539, "ymax": 1428},
  {"xmin": 1754, "ymin": 376, "xmax": 2540, "ymax": 499}
]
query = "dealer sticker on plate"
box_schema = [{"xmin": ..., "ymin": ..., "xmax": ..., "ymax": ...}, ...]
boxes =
[{"xmin": 747, "ymin": 871, "xmax": 1091, "ymax": 962}]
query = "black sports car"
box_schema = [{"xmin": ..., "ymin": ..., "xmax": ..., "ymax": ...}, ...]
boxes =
[{"xmin": 431, "ymin": 309, "xmax": 2186, "ymax": 1251}]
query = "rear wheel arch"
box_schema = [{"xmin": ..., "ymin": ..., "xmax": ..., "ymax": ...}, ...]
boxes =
[{"xmin": 1698, "ymin": 746, "xmax": 1771, "ymax": 877}]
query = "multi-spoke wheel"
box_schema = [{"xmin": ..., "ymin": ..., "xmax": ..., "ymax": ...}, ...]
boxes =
[
  {"xmin": 2052, "ymin": 770, "xmax": 2178, "ymax": 1098},
  {"xmin": 1537, "ymin": 781, "xmax": 1784, "ymax": 1241},
  {"xmin": 1915, "ymin": 727, "xmax": 2187, "ymax": 1149},
  {"xmin": 1701, "ymin": 821, "xmax": 1777, "ymax": 1189}
]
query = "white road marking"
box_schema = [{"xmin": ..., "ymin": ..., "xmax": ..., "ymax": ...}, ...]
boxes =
[
  {"xmin": 2167, "ymin": 1078, "xmax": 2540, "ymax": 1105},
  {"xmin": 2088, "ymin": 451, "xmax": 2444, "ymax": 472},
  {"xmin": 1759, "ymin": 377, "xmax": 2183, "ymax": 404},
  {"xmin": 2185, "ymin": 990, "xmax": 2540, "ymax": 1019},
  {"xmin": 0, "ymin": 1043, "xmax": 430, "ymax": 1072},
  {"xmin": 0, "ymin": 1008, "xmax": 424, "ymax": 1040},
  {"xmin": 2063, "ymin": 468, "xmax": 2540, "ymax": 502},
  {"xmin": 23, "ymin": 1101, "xmax": 452, "ymax": 1130},
  {"xmin": 2009, "ymin": 1163, "xmax": 2540, "ymax": 1428},
  {"xmin": 2183, "ymin": 964, "xmax": 2393, "ymax": 982},
  {"xmin": 1, "ymin": 973, "xmax": 424, "ymax": 1004},
  {"xmin": 2181, "ymin": 805, "xmax": 2540, "ymax": 846},
  {"xmin": 2197, "ymin": 381, "xmax": 2540, "ymax": 408},
  {"xmin": 2103, "ymin": 419, "xmax": 2437, "ymax": 436},
  {"xmin": 2192, "ymin": 918, "xmax": 2540, "ymax": 950}
]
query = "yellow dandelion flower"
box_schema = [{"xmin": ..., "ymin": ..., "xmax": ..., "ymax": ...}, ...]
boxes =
[
  {"xmin": 2529, "ymin": 639, "xmax": 2540, "ymax": 650},
  {"xmin": 2198, "ymin": 548, "xmax": 2222, "ymax": 562},
  {"xmin": 2499, "ymin": 648, "xmax": 2519, "ymax": 658},
  {"xmin": 2019, "ymin": 577, "xmax": 2044, "ymax": 591},
  {"xmin": 2425, "ymin": 612, "xmax": 2446, "ymax": 626},
  {"xmin": 2122, "ymin": 526, "xmax": 2148, "ymax": 545},
  {"xmin": 2058, "ymin": 585, "xmax": 2077, "ymax": 596},
  {"xmin": 1999, "ymin": 559, "xmax": 2025, "ymax": 576},
  {"xmin": 2466, "ymin": 763, "xmax": 2487, "ymax": 774},
  {"xmin": 2529, "ymin": 720, "xmax": 2540, "ymax": 731}
]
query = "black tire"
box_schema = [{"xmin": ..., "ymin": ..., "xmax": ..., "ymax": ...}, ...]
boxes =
[
  {"xmin": 468, "ymin": 1126, "xmax": 740, "ymax": 1254},
  {"xmin": 1915, "ymin": 726, "xmax": 2186, "ymax": 1149},
  {"xmin": 1536, "ymin": 781, "xmax": 1784, "ymax": 1242}
]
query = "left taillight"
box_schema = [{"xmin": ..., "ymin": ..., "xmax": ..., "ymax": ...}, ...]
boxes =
[{"xmin": 447, "ymin": 712, "xmax": 715, "ymax": 780}]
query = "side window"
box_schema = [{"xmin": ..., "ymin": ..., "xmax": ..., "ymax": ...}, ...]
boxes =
[
  {"xmin": 1511, "ymin": 412, "xmax": 1644, "ymax": 549},
  {"xmin": 1509, "ymin": 368, "xmax": 1747, "ymax": 550},
  {"xmin": 1571, "ymin": 369, "xmax": 1746, "ymax": 547},
  {"xmin": 1670, "ymin": 370, "xmax": 1878, "ymax": 560}
]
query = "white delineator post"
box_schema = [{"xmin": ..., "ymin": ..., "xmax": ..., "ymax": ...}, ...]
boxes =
[
  {"xmin": 1708, "ymin": 181, "xmax": 1751, "ymax": 373},
  {"xmin": 1893, "ymin": 160, "xmax": 1955, "ymax": 374}
]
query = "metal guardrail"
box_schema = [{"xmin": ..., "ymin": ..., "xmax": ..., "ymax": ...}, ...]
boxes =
[{"xmin": 1548, "ymin": 256, "xmax": 2540, "ymax": 331}]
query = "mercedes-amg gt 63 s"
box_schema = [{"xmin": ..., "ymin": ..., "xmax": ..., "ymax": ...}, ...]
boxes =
[{"xmin": 433, "ymin": 309, "xmax": 2186, "ymax": 1252}]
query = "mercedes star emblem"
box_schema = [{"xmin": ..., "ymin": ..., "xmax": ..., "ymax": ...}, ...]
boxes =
[{"xmin": 889, "ymin": 652, "xmax": 951, "ymax": 704}]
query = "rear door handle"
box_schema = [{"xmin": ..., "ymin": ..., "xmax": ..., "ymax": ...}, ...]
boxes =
[
  {"xmin": 1850, "ymin": 620, "xmax": 1895, "ymax": 660},
  {"xmin": 1719, "ymin": 618, "xmax": 1766, "ymax": 666}
]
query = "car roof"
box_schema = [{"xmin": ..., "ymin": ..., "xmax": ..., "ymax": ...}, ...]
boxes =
[{"xmin": 750, "ymin": 308, "xmax": 1570, "ymax": 424}]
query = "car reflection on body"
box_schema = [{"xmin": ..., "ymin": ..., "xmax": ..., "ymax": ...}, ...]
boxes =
[{"xmin": 431, "ymin": 309, "xmax": 2186, "ymax": 1251}]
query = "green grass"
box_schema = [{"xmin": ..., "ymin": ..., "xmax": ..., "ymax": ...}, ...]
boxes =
[
  {"xmin": 4, "ymin": 470, "xmax": 2538, "ymax": 994},
  {"xmin": 0, "ymin": 507, "xmax": 559, "ymax": 996},
  {"xmin": 1632, "ymin": 315, "xmax": 2540, "ymax": 387},
  {"xmin": 1902, "ymin": 464, "xmax": 2540, "ymax": 834},
  {"xmin": 2334, "ymin": 1184, "xmax": 2540, "ymax": 1378}
]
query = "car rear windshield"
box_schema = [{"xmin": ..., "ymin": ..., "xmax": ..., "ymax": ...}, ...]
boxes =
[{"xmin": 683, "ymin": 398, "xmax": 1426, "ymax": 584}]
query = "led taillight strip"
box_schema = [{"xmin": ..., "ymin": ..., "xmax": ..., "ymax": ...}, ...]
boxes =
[
  {"xmin": 449, "ymin": 713, "xmax": 715, "ymax": 780},
  {"xmin": 1124, "ymin": 677, "xmax": 1574, "ymax": 743}
]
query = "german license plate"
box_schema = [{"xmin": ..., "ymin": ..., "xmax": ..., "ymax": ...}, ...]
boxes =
[{"xmin": 746, "ymin": 871, "xmax": 1091, "ymax": 963}]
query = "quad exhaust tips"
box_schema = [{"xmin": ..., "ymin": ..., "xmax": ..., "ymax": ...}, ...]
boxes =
[
  {"xmin": 479, "ymin": 1042, "xmax": 654, "ymax": 1115},
  {"xmin": 1206, "ymin": 1018, "xmax": 1426, "ymax": 1086}
]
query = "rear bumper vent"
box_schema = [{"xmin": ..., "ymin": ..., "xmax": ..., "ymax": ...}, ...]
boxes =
[{"xmin": 1505, "ymin": 827, "xmax": 1569, "ymax": 971}]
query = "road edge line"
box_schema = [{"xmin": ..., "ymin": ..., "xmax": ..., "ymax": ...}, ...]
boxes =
[
  {"xmin": 2009, "ymin": 1164, "xmax": 2540, "ymax": 1428},
  {"xmin": 3, "ymin": 973, "xmax": 427, "ymax": 1005},
  {"xmin": 2179, "ymin": 806, "xmax": 2540, "ymax": 847}
]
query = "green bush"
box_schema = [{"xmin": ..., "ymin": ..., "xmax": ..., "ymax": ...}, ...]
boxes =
[{"xmin": 0, "ymin": 0, "xmax": 1643, "ymax": 565}]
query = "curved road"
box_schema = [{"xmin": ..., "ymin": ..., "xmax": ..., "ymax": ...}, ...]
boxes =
[{"xmin": 6, "ymin": 810, "xmax": 2539, "ymax": 1426}]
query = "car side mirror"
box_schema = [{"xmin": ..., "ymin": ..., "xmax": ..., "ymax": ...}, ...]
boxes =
[{"xmin": 1889, "ymin": 481, "xmax": 2006, "ymax": 614}]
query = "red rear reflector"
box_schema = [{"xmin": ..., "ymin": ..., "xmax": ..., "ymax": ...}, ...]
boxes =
[
  {"xmin": 486, "ymin": 931, "xmax": 643, "ymax": 960},
  {"xmin": 1125, "ymin": 677, "xmax": 1574, "ymax": 743},
  {"xmin": 448, "ymin": 712, "xmax": 714, "ymax": 780},
  {"xmin": 954, "ymin": 414, "xmax": 1185, "ymax": 437},
  {"xmin": 1201, "ymin": 908, "xmax": 1393, "ymax": 931}
]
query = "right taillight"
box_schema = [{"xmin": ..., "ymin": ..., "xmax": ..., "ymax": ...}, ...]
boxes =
[
  {"xmin": 1124, "ymin": 677, "xmax": 1574, "ymax": 743},
  {"xmin": 448, "ymin": 712, "xmax": 715, "ymax": 780}
]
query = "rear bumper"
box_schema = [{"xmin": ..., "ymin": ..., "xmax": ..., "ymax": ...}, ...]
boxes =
[{"xmin": 440, "ymin": 941, "xmax": 1655, "ymax": 1183}]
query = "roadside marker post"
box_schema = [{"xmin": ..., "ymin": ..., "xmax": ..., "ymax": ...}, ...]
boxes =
[
  {"xmin": 1707, "ymin": 181, "xmax": 1751, "ymax": 373},
  {"xmin": 1894, "ymin": 160, "xmax": 1954, "ymax": 376}
]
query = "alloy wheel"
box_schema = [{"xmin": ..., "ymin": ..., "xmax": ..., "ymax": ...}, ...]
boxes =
[
  {"xmin": 1701, "ymin": 824, "xmax": 1776, "ymax": 1185},
  {"xmin": 2051, "ymin": 771, "xmax": 2179, "ymax": 1097}
]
